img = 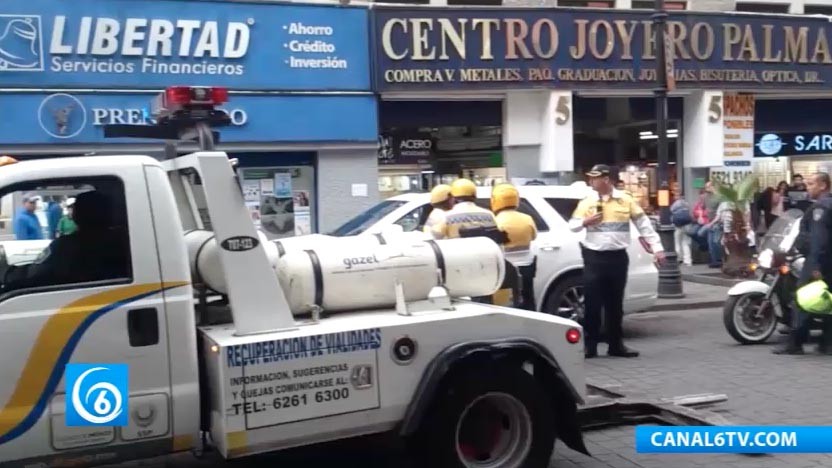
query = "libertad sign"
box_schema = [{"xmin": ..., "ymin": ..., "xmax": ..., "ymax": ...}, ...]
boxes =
[{"xmin": 372, "ymin": 7, "xmax": 832, "ymax": 91}]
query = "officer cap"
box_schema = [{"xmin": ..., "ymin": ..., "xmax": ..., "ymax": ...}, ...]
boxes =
[
  {"xmin": 451, "ymin": 178, "xmax": 477, "ymax": 198},
  {"xmin": 429, "ymin": 184, "xmax": 452, "ymax": 205},
  {"xmin": 586, "ymin": 164, "xmax": 611, "ymax": 178},
  {"xmin": 491, "ymin": 183, "xmax": 520, "ymax": 212}
]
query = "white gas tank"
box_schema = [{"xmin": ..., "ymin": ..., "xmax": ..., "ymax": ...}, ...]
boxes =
[
  {"xmin": 185, "ymin": 229, "xmax": 279, "ymax": 294},
  {"xmin": 276, "ymin": 237, "xmax": 505, "ymax": 314},
  {"xmin": 273, "ymin": 230, "xmax": 431, "ymax": 256}
]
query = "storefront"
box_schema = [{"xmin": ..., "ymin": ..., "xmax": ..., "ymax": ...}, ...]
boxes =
[
  {"xmin": 0, "ymin": 0, "xmax": 378, "ymax": 236},
  {"xmin": 370, "ymin": 6, "xmax": 832, "ymax": 205}
]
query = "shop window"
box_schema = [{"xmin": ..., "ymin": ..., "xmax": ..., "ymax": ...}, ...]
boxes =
[
  {"xmin": 474, "ymin": 198, "xmax": 549, "ymax": 232},
  {"xmin": 805, "ymin": 5, "xmax": 832, "ymax": 15},
  {"xmin": 545, "ymin": 198, "xmax": 581, "ymax": 222},
  {"xmin": 238, "ymin": 166, "xmax": 315, "ymax": 240},
  {"xmin": 559, "ymin": 0, "xmax": 613, "ymax": 7},
  {"xmin": 735, "ymin": 2, "xmax": 789, "ymax": 13},
  {"xmin": 632, "ymin": 0, "xmax": 686, "ymax": 9},
  {"xmin": 0, "ymin": 176, "xmax": 132, "ymax": 297}
]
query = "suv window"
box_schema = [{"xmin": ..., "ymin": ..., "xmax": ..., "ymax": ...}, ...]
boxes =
[
  {"xmin": 474, "ymin": 198, "xmax": 549, "ymax": 232},
  {"xmin": 545, "ymin": 198, "xmax": 580, "ymax": 221},
  {"xmin": 0, "ymin": 176, "xmax": 132, "ymax": 297},
  {"xmin": 394, "ymin": 204, "xmax": 433, "ymax": 232},
  {"xmin": 331, "ymin": 199, "xmax": 407, "ymax": 236}
]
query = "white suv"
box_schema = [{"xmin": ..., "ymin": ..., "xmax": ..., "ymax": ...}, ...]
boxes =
[{"xmin": 330, "ymin": 183, "xmax": 658, "ymax": 320}]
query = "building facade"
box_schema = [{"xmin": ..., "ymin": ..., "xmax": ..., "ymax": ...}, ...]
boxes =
[
  {"xmin": 369, "ymin": 4, "xmax": 832, "ymax": 211},
  {"xmin": 0, "ymin": 0, "xmax": 379, "ymax": 236}
]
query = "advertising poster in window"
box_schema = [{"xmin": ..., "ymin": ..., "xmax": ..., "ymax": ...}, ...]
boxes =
[
  {"xmin": 294, "ymin": 191, "xmax": 312, "ymax": 236},
  {"xmin": 260, "ymin": 173, "xmax": 295, "ymax": 239},
  {"xmin": 722, "ymin": 93, "xmax": 755, "ymax": 170}
]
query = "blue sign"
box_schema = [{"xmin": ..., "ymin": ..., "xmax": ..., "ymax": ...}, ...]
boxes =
[
  {"xmin": 635, "ymin": 426, "xmax": 827, "ymax": 453},
  {"xmin": 0, "ymin": 0, "xmax": 370, "ymax": 90},
  {"xmin": 372, "ymin": 7, "xmax": 832, "ymax": 91},
  {"xmin": 0, "ymin": 92, "xmax": 378, "ymax": 144},
  {"xmin": 64, "ymin": 363, "xmax": 129, "ymax": 427},
  {"xmin": 755, "ymin": 132, "xmax": 832, "ymax": 157}
]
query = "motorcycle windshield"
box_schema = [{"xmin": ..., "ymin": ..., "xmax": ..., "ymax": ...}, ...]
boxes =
[{"xmin": 759, "ymin": 208, "xmax": 804, "ymax": 254}]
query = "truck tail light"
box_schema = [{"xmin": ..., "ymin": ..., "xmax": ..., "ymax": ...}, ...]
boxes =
[{"xmin": 566, "ymin": 328, "xmax": 581, "ymax": 344}]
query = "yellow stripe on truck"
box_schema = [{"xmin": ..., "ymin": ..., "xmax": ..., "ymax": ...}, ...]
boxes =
[{"xmin": 0, "ymin": 281, "xmax": 189, "ymax": 444}]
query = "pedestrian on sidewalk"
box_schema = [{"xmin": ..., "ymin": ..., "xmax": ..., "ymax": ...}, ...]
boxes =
[
  {"xmin": 670, "ymin": 192, "xmax": 693, "ymax": 266},
  {"xmin": 569, "ymin": 165, "xmax": 666, "ymax": 359}
]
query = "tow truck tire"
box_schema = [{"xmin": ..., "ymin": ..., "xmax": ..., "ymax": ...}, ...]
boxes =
[{"xmin": 415, "ymin": 364, "xmax": 555, "ymax": 468}]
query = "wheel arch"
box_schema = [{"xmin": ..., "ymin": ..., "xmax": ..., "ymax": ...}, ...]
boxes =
[
  {"xmin": 398, "ymin": 337, "xmax": 589, "ymax": 456},
  {"xmin": 540, "ymin": 268, "xmax": 583, "ymax": 312}
]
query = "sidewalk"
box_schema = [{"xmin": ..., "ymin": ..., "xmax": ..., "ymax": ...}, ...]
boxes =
[
  {"xmin": 647, "ymin": 280, "xmax": 729, "ymax": 312},
  {"xmin": 680, "ymin": 263, "xmax": 747, "ymax": 287}
]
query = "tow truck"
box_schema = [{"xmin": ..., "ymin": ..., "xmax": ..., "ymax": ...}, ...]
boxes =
[{"xmin": 0, "ymin": 87, "xmax": 588, "ymax": 468}]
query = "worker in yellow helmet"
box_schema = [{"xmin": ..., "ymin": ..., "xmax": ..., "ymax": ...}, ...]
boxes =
[
  {"xmin": 431, "ymin": 178, "xmax": 498, "ymax": 240},
  {"xmin": 423, "ymin": 184, "xmax": 454, "ymax": 239},
  {"xmin": 492, "ymin": 183, "xmax": 538, "ymax": 310}
]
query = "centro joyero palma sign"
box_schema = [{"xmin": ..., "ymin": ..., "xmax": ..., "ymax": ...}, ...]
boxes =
[{"xmin": 372, "ymin": 7, "xmax": 832, "ymax": 91}]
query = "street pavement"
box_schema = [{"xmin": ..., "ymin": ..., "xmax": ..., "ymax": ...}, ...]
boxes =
[{"xmin": 108, "ymin": 281, "xmax": 832, "ymax": 468}]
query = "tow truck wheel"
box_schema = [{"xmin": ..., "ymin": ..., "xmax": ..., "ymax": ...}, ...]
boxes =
[{"xmin": 416, "ymin": 365, "xmax": 555, "ymax": 468}]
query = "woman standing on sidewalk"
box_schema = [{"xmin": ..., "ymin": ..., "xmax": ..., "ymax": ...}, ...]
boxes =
[{"xmin": 670, "ymin": 193, "xmax": 693, "ymax": 266}]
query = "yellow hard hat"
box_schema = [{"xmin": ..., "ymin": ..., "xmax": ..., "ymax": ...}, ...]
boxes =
[
  {"xmin": 491, "ymin": 183, "xmax": 519, "ymax": 212},
  {"xmin": 451, "ymin": 178, "xmax": 477, "ymax": 198},
  {"xmin": 429, "ymin": 184, "xmax": 452, "ymax": 205},
  {"xmin": 0, "ymin": 156, "xmax": 18, "ymax": 167}
]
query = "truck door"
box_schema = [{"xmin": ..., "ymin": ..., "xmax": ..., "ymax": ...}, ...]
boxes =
[{"xmin": 0, "ymin": 167, "xmax": 176, "ymax": 464}]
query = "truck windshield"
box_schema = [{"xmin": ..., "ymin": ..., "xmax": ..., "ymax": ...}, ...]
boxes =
[{"xmin": 330, "ymin": 200, "xmax": 406, "ymax": 237}]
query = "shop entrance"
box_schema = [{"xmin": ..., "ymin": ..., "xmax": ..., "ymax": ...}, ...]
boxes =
[
  {"xmin": 378, "ymin": 100, "xmax": 503, "ymax": 199},
  {"xmin": 573, "ymin": 96, "xmax": 684, "ymax": 214}
]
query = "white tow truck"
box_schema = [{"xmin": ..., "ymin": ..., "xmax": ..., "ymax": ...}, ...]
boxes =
[{"xmin": 0, "ymin": 87, "xmax": 588, "ymax": 468}]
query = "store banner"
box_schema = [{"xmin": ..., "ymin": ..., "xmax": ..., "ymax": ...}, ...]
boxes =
[
  {"xmin": 754, "ymin": 131, "xmax": 832, "ymax": 158},
  {"xmin": 722, "ymin": 93, "xmax": 755, "ymax": 167},
  {"xmin": 378, "ymin": 132, "xmax": 434, "ymax": 165},
  {"xmin": 372, "ymin": 7, "xmax": 832, "ymax": 92},
  {"xmin": 0, "ymin": 92, "xmax": 378, "ymax": 144},
  {"xmin": 0, "ymin": 0, "xmax": 370, "ymax": 90}
]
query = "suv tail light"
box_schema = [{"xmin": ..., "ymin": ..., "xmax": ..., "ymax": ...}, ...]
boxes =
[{"xmin": 638, "ymin": 236, "xmax": 654, "ymax": 254}]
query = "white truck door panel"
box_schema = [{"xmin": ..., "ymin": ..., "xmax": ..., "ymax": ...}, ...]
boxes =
[{"xmin": 0, "ymin": 165, "xmax": 174, "ymax": 463}]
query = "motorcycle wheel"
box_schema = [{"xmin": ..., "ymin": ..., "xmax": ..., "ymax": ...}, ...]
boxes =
[{"xmin": 723, "ymin": 292, "xmax": 778, "ymax": 344}]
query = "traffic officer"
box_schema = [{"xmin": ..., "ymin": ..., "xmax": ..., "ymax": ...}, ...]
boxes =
[
  {"xmin": 569, "ymin": 165, "xmax": 666, "ymax": 359},
  {"xmin": 431, "ymin": 178, "xmax": 498, "ymax": 240},
  {"xmin": 423, "ymin": 184, "xmax": 454, "ymax": 239},
  {"xmin": 774, "ymin": 172, "xmax": 832, "ymax": 355},
  {"xmin": 492, "ymin": 183, "xmax": 538, "ymax": 310}
]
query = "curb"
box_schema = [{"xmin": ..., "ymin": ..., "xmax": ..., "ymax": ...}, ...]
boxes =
[
  {"xmin": 682, "ymin": 273, "xmax": 744, "ymax": 288},
  {"xmin": 647, "ymin": 300, "xmax": 726, "ymax": 312}
]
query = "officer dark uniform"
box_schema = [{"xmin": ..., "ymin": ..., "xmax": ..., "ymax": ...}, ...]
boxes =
[
  {"xmin": 774, "ymin": 172, "xmax": 832, "ymax": 355},
  {"xmin": 492, "ymin": 183, "xmax": 538, "ymax": 310},
  {"xmin": 569, "ymin": 165, "xmax": 665, "ymax": 358}
]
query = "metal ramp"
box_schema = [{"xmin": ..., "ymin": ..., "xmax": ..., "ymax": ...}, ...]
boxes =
[{"xmin": 578, "ymin": 381, "xmax": 733, "ymax": 430}]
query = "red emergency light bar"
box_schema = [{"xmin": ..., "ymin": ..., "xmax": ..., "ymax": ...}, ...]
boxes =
[{"xmin": 164, "ymin": 86, "xmax": 228, "ymax": 106}]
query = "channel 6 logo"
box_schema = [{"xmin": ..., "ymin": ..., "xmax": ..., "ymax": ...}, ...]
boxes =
[{"xmin": 65, "ymin": 363, "xmax": 129, "ymax": 426}]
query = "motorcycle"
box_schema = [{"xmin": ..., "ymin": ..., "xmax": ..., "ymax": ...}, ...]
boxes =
[{"xmin": 723, "ymin": 208, "xmax": 821, "ymax": 344}]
